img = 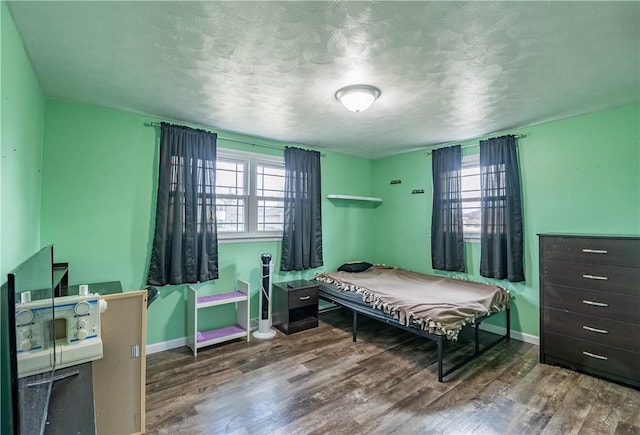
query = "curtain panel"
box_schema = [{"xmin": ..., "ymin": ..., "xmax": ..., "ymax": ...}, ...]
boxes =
[
  {"xmin": 431, "ymin": 145, "xmax": 465, "ymax": 272},
  {"xmin": 280, "ymin": 147, "xmax": 323, "ymax": 271},
  {"xmin": 148, "ymin": 122, "xmax": 219, "ymax": 286},
  {"xmin": 479, "ymin": 135, "xmax": 524, "ymax": 282}
]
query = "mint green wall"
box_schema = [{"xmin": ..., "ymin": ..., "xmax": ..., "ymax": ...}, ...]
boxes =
[
  {"xmin": 40, "ymin": 100, "xmax": 376, "ymax": 345},
  {"xmin": 371, "ymin": 104, "xmax": 640, "ymax": 338},
  {"xmin": 1, "ymin": 2, "xmax": 46, "ymax": 432},
  {"xmin": 1, "ymin": 1, "xmax": 45, "ymax": 277}
]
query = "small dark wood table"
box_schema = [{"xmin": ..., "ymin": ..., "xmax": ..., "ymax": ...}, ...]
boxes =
[{"xmin": 272, "ymin": 280, "xmax": 319, "ymax": 334}]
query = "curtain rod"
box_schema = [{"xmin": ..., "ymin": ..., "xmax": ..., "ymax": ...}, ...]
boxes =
[
  {"xmin": 424, "ymin": 134, "xmax": 525, "ymax": 156},
  {"xmin": 145, "ymin": 122, "xmax": 325, "ymax": 156}
]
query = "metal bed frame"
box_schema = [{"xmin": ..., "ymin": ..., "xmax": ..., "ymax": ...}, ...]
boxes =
[{"xmin": 318, "ymin": 286, "xmax": 511, "ymax": 382}]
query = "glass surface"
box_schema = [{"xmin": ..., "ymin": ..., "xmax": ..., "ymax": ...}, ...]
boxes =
[
  {"xmin": 8, "ymin": 244, "xmax": 55, "ymax": 435},
  {"xmin": 462, "ymin": 155, "xmax": 481, "ymax": 238},
  {"xmin": 215, "ymin": 160, "xmax": 246, "ymax": 195}
]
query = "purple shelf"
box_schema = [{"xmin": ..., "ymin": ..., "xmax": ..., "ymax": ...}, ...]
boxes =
[
  {"xmin": 197, "ymin": 291, "xmax": 245, "ymax": 305},
  {"xmin": 197, "ymin": 325, "xmax": 246, "ymax": 343}
]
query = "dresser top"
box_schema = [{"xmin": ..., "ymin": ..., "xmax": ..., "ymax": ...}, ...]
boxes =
[
  {"xmin": 538, "ymin": 233, "xmax": 639, "ymax": 240},
  {"xmin": 274, "ymin": 280, "xmax": 318, "ymax": 291}
]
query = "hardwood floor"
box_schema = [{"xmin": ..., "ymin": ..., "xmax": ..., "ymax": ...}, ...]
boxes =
[{"xmin": 146, "ymin": 309, "xmax": 640, "ymax": 434}]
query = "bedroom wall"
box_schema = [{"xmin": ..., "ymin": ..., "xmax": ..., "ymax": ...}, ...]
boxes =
[
  {"xmin": 371, "ymin": 103, "xmax": 640, "ymax": 339},
  {"xmin": 40, "ymin": 99, "xmax": 377, "ymax": 346},
  {"xmin": 1, "ymin": 2, "xmax": 46, "ymax": 432},
  {"xmin": 1, "ymin": 2, "xmax": 45, "ymax": 278}
]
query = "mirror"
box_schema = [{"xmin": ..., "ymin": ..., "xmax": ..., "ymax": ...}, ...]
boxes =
[{"xmin": 8, "ymin": 245, "xmax": 55, "ymax": 434}]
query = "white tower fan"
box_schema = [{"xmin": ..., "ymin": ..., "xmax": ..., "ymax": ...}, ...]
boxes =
[{"xmin": 253, "ymin": 253, "xmax": 276, "ymax": 339}]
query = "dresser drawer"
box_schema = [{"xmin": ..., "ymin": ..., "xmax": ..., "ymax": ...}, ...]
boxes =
[
  {"xmin": 543, "ymin": 284, "xmax": 640, "ymax": 323},
  {"xmin": 541, "ymin": 236, "xmax": 640, "ymax": 268},
  {"xmin": 543, "ymin": 260, "xmax": 640, "ymax": 296},
  {"xmin": 543, "ymin": 308, "xmax": 640, "ymax": 353},
  {"xmin": 288, "ymin": 286, "xmax": 319, "ymax": 309},
  {"xmin": 544, "ymin": 332, "xmax": 640, "ymax": 384}
]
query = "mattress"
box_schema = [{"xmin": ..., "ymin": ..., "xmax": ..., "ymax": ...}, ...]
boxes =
[{"xmin": 315, "ymin": 266, "xmax": 510, "ymax": 340}]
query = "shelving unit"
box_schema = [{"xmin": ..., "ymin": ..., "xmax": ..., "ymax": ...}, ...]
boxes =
[
  {"xmin": 327, "ymin": 194, "xmax": 382, "ymax": 203},
  {"xmin": 187, "ymin": 280, "xmax": 250, "ymax": 356}
]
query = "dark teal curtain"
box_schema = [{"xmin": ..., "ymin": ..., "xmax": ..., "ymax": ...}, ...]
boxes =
[
  {"xmin": 280, "ymin": 147, "xmax": 323, "ymax": 271},
  {"xmin": 431, "ymin": 145, "xmax": 465, "ymax": 272},
  {"xmin": 479, "ymin": 135, "xmax": 524, "ymax": 282},
  {"xmin": 148, "ymin": 123, "xmax": 218, "ymax": 285}
]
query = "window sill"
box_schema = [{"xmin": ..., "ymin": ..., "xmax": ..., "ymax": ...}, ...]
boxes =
[{"xmin": 219, "ymin": 235, "xmax": 282, "ymax": 244}]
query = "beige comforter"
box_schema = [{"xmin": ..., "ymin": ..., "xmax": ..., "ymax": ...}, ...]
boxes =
[{"xmin": 315, "ymin": 266, "xmax": 510, "ymax": 340}]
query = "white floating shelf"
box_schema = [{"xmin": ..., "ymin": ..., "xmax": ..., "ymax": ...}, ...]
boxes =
[{"xmin": 327, "ymin": 194, "xmax": 382, "ymax": 203}]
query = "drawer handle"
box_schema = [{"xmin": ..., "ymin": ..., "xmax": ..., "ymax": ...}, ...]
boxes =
[
  {"xmin": 582, "ymin": 300, "xmax": 609, "ymax": 307},
  {"xmin": 299, "ymin": 296, "xmax": 311, "ymax": 301},
  {"xmin": 582, "ymin": 249, "xmax": 608, "ymax": 254},
  {"xmin": 582, "ymin": 325, "xmax": 609, "ymax": 334},
  {"xmin": 582, "ymin": 351, "xmax": 608, "ymax": 361},
  {"xmin": 582, "ymin": 274, "xmax": 608, "ymax": 281}
]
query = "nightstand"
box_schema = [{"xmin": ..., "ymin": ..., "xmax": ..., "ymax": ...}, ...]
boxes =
[{"xmin": 272, "ymin": 280, "xmax": 319, "ymax": 334}]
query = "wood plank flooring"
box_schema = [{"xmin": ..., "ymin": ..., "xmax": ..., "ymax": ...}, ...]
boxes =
[{"xmin": 146, "ymin": 309, "xmax": 639, "ymax": 434}]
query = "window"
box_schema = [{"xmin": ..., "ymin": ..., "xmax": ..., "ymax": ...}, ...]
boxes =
[
  {"xmin": 461, "ymin": 154, "xmax": 481, "ymax": 239},
  {"xmin": 215, "ymin": 149, "xmax": 284, "ymax": 241},
  {"xmin": 167, "ymin": 156, "xmax": 217, "ymax": 235}
]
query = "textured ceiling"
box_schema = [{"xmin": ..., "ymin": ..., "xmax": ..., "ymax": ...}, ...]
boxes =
[{"xmin": 7, "ymin": 1, "xmax": 640, "ymax": 158}]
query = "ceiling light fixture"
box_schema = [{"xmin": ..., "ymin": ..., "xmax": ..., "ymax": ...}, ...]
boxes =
[{"xmin": 335, "ymin": 84, "xmax": 381, "ymax": 112}]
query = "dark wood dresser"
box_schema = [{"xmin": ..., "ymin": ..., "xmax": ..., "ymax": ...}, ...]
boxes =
[{"xmin": 539, "ymin": 234, "xmax": 640, "ymax": 388}]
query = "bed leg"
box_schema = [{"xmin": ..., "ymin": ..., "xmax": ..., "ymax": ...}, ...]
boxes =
[
  {"xmin": 352, "ymin": 311, "xmax": 358, "ymax": 342},
  {"xmin": 437, "ymin": 337, "xmax": 444, "ymax": 382},
  {"xmin": 475, "ymin": 322, "xmax": 480, "ymax": 355},
  {"xmin": 506, "ymin": 305, "xmax": 511, "ymax": 340}
]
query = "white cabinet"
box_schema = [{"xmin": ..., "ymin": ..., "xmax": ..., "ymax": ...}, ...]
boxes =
[{"xmin": 187, "ymin": 280, "xmax": 250, "ymax": 356}]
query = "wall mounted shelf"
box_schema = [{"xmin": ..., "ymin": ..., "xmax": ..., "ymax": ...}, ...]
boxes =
[{"xmin": 327, "ymin": 194, "xmax": 382, "ymax": 203}]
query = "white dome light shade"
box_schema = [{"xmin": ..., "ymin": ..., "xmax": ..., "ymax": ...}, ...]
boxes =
[{"xmin": 335, "ymin": 84, "xmax": 381, "ymax": 112}]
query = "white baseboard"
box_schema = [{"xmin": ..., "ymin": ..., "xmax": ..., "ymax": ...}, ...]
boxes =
[
  {"xmin": 479, "ymin": 323, "xmax": 539, "ymax": 346},
  {"xmin": 146, "ymin": 319, "xmax": 260, "ymax": 355},
  {"xmin": 146, "ymin": 337, "xmax": 188, "ymax": 355},
  {"xmin": 146, "ymin": 318, "xmax": 540, "ymax": 355}
]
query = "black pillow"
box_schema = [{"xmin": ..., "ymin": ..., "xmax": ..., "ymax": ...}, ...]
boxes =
[{"xmin": 338, "ymin": 261, "xmax": 373, "ymax": 273}]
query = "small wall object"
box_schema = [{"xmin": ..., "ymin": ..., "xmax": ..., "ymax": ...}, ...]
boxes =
[
  {"xmin": 412, "ymin": 189, "xmax": 425, "ymax": 194},
  {"xmin": 390, "ymin": 179, "xmax": 402, "ymax": 185}
]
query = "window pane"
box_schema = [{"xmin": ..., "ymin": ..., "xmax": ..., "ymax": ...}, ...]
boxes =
[
  {"xmin": 260, "ymin": 166, "xmax": 283, "ymax": 176},
  {"xmin": 215, "ymin": 198, "xmax": 245, "ymax": 232},
  {"xmin": 461, "ymin": 174, "xmax": 480, "ymax": 190},
  {"xmin": 461, "ymin": 158, "xmax": 480, "ymax": 237},
  {"xmin": 169, "ymin": 156, "xmax": 184, "ymax": 194},
  {"xmin": 461, "ymin": 166, "xmax": 480, "ymax": 177},
  {"xmin": 257, "ymin": 199, "xmax": 284, "ymax": 231},
  {"xmin": 216, "ymin": 160, "xmax": 245, "ymax": 195},
  {"xmin": 257, "ymin": 165, "xmax": 285, "ymax": 198},
  {"xmin": 461, "ymin": 189, "xmax": 480, "ymax": 200},
  {"xmin": 462, "ymin": 205, "xmax": 481, "ymax": 234},
  {"xmin": 198, "ymin": 194, "xmax": 216, "ymax": 233},
  {"xmin": 196, "ymin": 158, "xmax": 216, "ymax": 195}
]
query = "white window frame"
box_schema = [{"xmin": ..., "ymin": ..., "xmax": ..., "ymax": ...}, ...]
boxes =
[
  {"xmin": 216, "ymin": 148, "xmax": 284, "ymax": 243},
  {"xmin": 461, "ymin": 153, "xmax": 481, "ymax": 241}
]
